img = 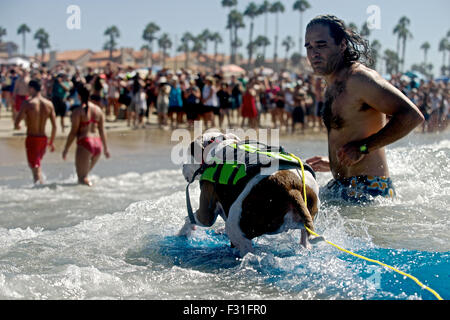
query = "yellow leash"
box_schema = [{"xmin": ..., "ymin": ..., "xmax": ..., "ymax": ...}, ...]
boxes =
[
  {"xmin": 289, "ymin": 153, "xmax": 308, "ymax": 209},
  {"xmin": 288, "ymin": 153, "xmax": 443, "ymax": 301}
]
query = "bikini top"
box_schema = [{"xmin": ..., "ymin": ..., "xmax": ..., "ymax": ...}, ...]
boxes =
[
  {"xmin": 79, "ymin": 106, "xmax": 99, "ymax": 128},
  {"xmin": 80, "ymin": 118, "xmax": 99, "ymax": 127}
]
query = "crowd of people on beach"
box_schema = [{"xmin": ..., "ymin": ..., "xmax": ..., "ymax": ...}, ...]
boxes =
[
  {"xmin": 0, "ymin": 60, "xmax": 448, "ymax": 186},
  {"xmin": 1, "ymin": 62, "xmax": 449, "ymax": 134}
]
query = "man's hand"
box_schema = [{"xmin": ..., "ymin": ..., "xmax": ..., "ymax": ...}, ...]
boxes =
[
  {"xmin": 62, "ymin": 149, "xmax": 68, "ymax": 160},
  {"xmin": 104, "ymin": 148, "xmax": 110, "ymax": 159},
  {"xmin": 306, "ymin": 156, "xmax": 331, "ymax": 172},
  {"xmin": 336, "ymin": 141, "xmax": 365, "ymax": 167},
  {"xmin": 48, "ymin": 142, "xmax": 55, "ymax": 152}
]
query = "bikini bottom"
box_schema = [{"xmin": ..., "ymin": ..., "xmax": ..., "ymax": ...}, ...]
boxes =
[{"xmin": 77, "ymin": 136, "xmax": 102, "ymax": 157}]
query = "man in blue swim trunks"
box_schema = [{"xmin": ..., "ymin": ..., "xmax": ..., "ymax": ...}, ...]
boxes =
[{"xmin": 303, "ymin": 15, "xmax": 424, "ymax": 202}]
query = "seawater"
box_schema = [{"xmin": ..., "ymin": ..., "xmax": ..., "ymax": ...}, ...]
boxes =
[{"xmin": 0, "ymin": 131, "xmax": 448, "ymax": 300}]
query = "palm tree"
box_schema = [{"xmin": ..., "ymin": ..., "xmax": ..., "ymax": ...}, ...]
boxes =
[
  {"xmin": 270, "ymin": 1, "xmax": 285, "ymax": 71},
  {"xmin": 142, "ymin": 22, "xmax": 160, "ymax": 65},
  {"xmin": 178, "ymin": 32, "xmax": 194, "ymax": 69},
  {"xmin": 254, "ymin": 35, "xmax": 271, "ymax": 58},
  {"xmin": 411, "ymin": 62, "xmax": 434, "ymax": 79},
  {"xmin": 291, "ymin": 52, "xmax": 302, "ymax": 67},
  {"xmin": 104, "ymin": 26, "xmax": 120, "ymax": 61},
  {"xmin": 191, "ymin": 35, "xmax": 205, "ymax": 62},
  {"xmin": 420, "ymin": 42, "xmax": 430, "ymax": 65},
  {"xmin": 448, "ymin": 30, "xmax": 450, "ymax": 75},
  {"xmin": 221, "ymin": 0, "xmax": 238, "ymax": 63},
  {"xmin": 226, "ymin": 9, "xmax": 245, "ymax": 64},
  {"xmin": 281, "ymin": 36, "xmax": 294, "ymax": 69},
  {"xmin": 360, "ymin": 22, "xmax": 371, "ymax": 39},
  {"xmin": 198, "ymin": 29, "xmax": 212, "ymax": 56},
  {"xmin": 140, "ymin": 44, "xmax": 151, "ymax": 66},
  {"xmin": 0, "ymin": 26, "xmax": 6, "ymax": 43},
  {"xmin": 293, "ymin": 0, "xmax": 311, "ymax": 57},
  {"xmin": 258, "ymin": 1, "xmax": 271, "ymax": 60},
  {"xmin": 244, "ymin": 2, "xmax": 260, "ymax": 69},
  {"xmin": 17, "ymin": 24, "xmax": 31, "ymax": 56},
  {"xmin": 34, "ymin": 28, "xmax": 50, "ymax": 61},
  {"xmin": 253, "ymin": 35, "xmax": 270, "ymax": 67},
  {"xmin": 393, "ymin": 16, "xmax": 412, "ymax": 72},
  {"xmin": 348, "ymin": 22, "xmax": 358, "ymax": 33},
  {"xmin": 399, "ymin": 23, "xmax": 413, "ymax": 72},
  {"xmin": 383, "ymin": 49, "xmax": 400, "ymax": 74},
  {"xmin": 370, "ymin": 39, "xmax": 381, "ymax": 71},
  {"xmin": 438, "ymin": 37, "xmax": 448, "ymax": 76},
  {"xmin": 158, "ymin": 33, "xmax": 172, "ymax": 68},
  {"xmin": 210, "ymin": 32, "xmax": 223, "ymax": 70}
]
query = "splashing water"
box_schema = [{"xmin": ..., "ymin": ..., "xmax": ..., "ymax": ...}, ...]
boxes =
[{"xmin": 0, "ymin": 132, "xmax": 448, "ymax": 300}]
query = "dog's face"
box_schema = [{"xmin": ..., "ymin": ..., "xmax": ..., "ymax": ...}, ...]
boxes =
[{"xmin": 182, "ymin": 131, "xmax": 240, "ymax": 182}]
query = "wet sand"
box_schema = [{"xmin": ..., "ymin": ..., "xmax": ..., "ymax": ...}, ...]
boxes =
[{"xmin": 0, "ymin": 108, "xmax": 328, "ymax": 168}]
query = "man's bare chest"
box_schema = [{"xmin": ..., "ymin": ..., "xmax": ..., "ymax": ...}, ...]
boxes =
[{"xmin": 323, "ymin": 81, "xmax": 369, "ymax": 131}]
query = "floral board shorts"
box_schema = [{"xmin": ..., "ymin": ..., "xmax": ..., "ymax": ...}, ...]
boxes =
[{"xmin": 326, "ymin": 175, "xmax": 395, "ymax": 203}]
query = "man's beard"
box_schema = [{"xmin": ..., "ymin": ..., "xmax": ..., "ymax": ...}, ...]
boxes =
[{"xmin": 313, "ymin": 52, "xmax": 344, "ymax": 76}]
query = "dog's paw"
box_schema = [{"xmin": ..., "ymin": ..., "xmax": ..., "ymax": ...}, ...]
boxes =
[
  {"xmin": 182, "ymin": 164, "xmax": 201, "ymax": 182},
  {"xmin": 177, "ymin": 218, "xmax": 197, "ymax": 237},
  {"xmin": 309, "ymin": 235, "xmax": 325, "ymax": 245}
]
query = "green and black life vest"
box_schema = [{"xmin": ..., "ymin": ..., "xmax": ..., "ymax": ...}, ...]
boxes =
[{"xmin": 199, "ymin": 141, "xmax": 315, "ymax": 186}]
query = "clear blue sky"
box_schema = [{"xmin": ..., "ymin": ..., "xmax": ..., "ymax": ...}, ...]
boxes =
[{"xmin": 1, "ymin": 0, "xmax": 449, "ymax": 75}]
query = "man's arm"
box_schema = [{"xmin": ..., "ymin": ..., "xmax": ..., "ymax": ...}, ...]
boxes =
[
  {"xmin": 57, "ymin": 77, "xmax": 70, "ymax": 92},
  {"xmin": 306, "ymin": 156, "xmax": 331, "ymax": 172},
  {"xmin": 62, "ymin": 110, "xmax": 80, "ymax": 160},
  {"xmin": 338, "ymin": 69, "xmax": 424, "ymax": 166},
  {"xmin": 48, "ymin": 102, "xmax": 57, "ymax": 151},
  {"xmin": 97, "ymin": 111, "xmax": 110, "ymax": 158},
  {"xmin": 14, "ymin": 101, "xmax": 27, "ymax": 129}
]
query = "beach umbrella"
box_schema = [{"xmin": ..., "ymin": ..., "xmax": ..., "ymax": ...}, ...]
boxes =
[
  {"xmin": 400, "ymin": 74, "xmax": 411, "ymax": 82},
  {"xmin": 404, "ymin": 71, "xmax": 427, "ymax": 81},
  {"xmin": 434, "ymin": 76, "xmax": 449, "ymax": 83},
  {"xmin": 221, "ymin": 64, "xmax": 245, "ymax": 75},
  {"xmin": 254, "ymin": 67, "xmax": 274, "ymax": 76},
  {"xmin": 6, "ymin": 56, "xmax": 30, "ymax": 68}
]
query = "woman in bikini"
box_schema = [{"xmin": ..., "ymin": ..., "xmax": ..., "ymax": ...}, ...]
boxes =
[{"xmin": 62, "ymin": 83, "xmax": 110, "ymax": 186}]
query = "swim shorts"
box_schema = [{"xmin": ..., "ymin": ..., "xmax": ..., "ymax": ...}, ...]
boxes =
[
  {"xmin": 326, "ymin": 175, "xmax": 395, "ymax": 203},
  {"xmin": 25, "ymin": 135, "xmax": 48, "ymax": 168}
]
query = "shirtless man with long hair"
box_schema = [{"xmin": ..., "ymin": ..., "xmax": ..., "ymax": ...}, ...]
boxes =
[
  {"xmin": 62, "ymin": 83, "xmax": 110, "ymax": 186},
  {"xmin": 14, "ymin": 80, "xmax": 57, "ymax": 184},
  {"xmin": 304, "ymin": 15, "xmax": 424, "ymax": 202}
]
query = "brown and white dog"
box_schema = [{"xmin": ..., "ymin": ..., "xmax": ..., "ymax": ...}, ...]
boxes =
[{"xmin": 178, "ymin": 131, "xmax": 320, "ymax": 256}]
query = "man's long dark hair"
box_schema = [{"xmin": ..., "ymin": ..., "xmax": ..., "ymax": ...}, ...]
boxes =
[{"xmin": 307, "ymin": 14, "xmax": 373, "ymax": 67}]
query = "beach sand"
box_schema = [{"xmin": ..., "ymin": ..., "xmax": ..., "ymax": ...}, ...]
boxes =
[{"xmin": 0, "ymin": 108, "xmax": 328, "ymax": 167}]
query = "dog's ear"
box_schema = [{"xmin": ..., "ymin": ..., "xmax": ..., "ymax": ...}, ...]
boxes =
[
  {"xmin": 189, "ymin": 140, "xmax": 204, "ymax": 164},
  {"xmin": 223, "ymin": 132, "xmax": 241, "ymax": 142},
  {"xmin": 305, "ymin": 185, "xmax": 319, "ymax": 221}
]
